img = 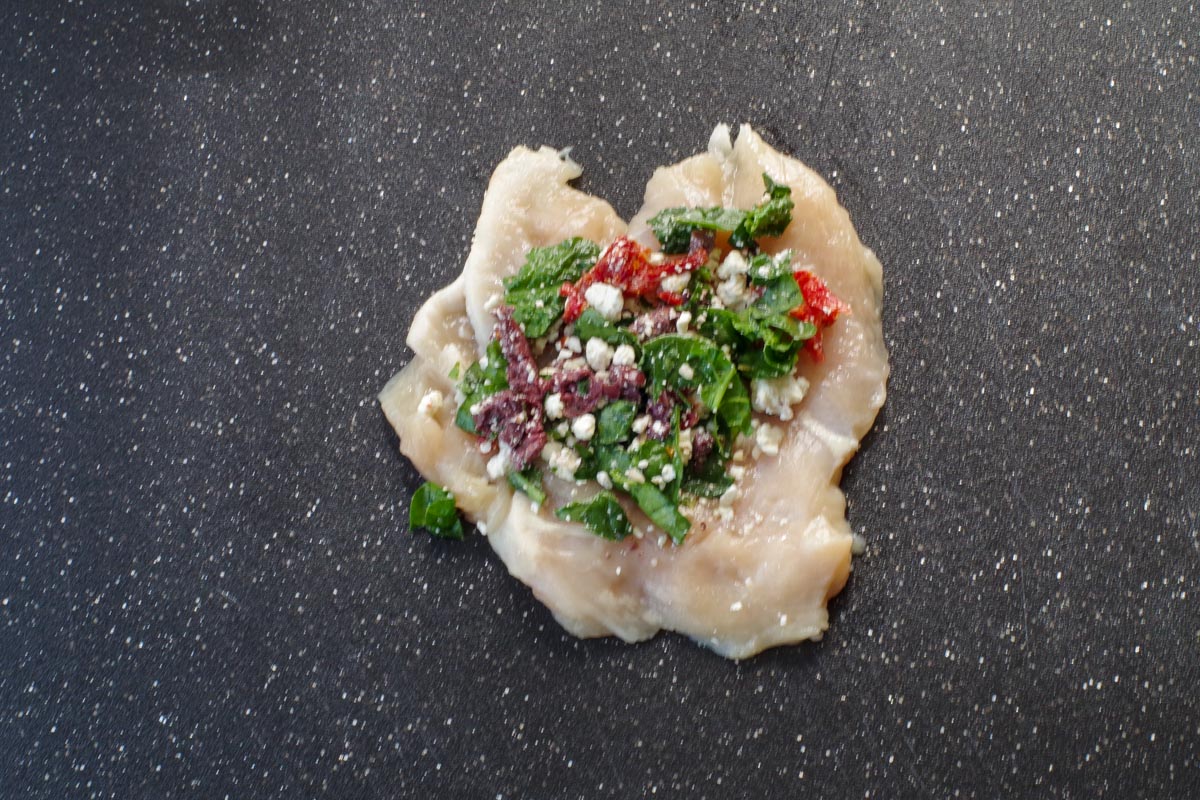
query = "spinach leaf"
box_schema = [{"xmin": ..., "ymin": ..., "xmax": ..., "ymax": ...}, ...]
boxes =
[
  {"xmin": 640, "ymin": 334, "xmax": 737, "ymax": 419},
  {"xmin": 729, "ymin": 174, "xmax": 794, "ymax": 249},
  {"xmin": 648, "ymin": 207, "xmax": 747, "ymax": 254},
  {"xmin": 409, "ymin": 482, "xmax": 465, "ymax": 540},
  {"xmin": 682, "ymin": 450, "xmax": 734, "ymax": 498},
  {"xmin": 575, "ymin": 307, "xmax": 638, "ymax": 349},
  {"xmin": 746, "ymin": 250, "xmax": 795, "ymax": 285},
  {"xmin": 596, "ymin": 400, "xmax": 638, "ymax": 445},
  {"xmin": 502, "ymin": 238, "xmax": 600, "ymax": 337},
  {"xmin": 648, "ymin": 174, "xmax": 793, "ymax": 253},
  {"xmin": 454, "ymin": 339, "xmax": 508, "ymax": 434},
  {"xmin": 507, "ymin": 467, "xmax": 547, "ymax": 505},
  {"xmin": 628, "ymin": 484, "xmax": 691, "ymax": 544},
  {"xmin": 556, "ymin": 491, "xmax": 632, "ymax": 540}
]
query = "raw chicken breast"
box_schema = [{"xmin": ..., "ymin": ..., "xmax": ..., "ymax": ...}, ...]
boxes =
[{"xmin": 379, "ymin": 125, "xmax": 888, "ymax": 658}]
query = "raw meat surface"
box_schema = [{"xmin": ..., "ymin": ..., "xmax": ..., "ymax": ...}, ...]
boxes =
[{"xmin": 379, "ymin": 125, "xmax": 888, "ymax": 658}]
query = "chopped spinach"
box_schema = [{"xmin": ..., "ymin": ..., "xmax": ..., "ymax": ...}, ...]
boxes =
[
  {"xmin": 596, "ymin": 400, "xmax": 638, "ymax": 445},
  {"xmin": 507, "ymin": 467, "xmax": 547, "ymax": 505},
  {"xmin": 409, "ymin": 482, "xmax": 464, "ymax": 540},
  {"xmin": 647, "ymin": 174, "xmax": 793, "ymax": 253},
  {"xmin": 502, "ymin": 238, "xmax": 600, "ymax": 337},
  {"xmin": 556, "ymin": 491, "xmax": 632, "ymax": 540},
  {"xmin": 574, "ymin": 307, "xmax": 638, "ymax": 348},
  {"xmin": 454, "ymin": 339, "xmax": 508, "ymax": 434}
]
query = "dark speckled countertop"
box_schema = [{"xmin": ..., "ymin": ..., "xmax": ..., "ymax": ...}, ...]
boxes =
[{"xmin": 1, "ymin": 2, "xmax": 1197, "ymax": 798}]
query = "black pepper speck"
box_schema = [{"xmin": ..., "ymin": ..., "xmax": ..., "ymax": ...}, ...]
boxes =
[{"xmin": 1, "ymin": 2, "xmax": 1197, "ymax": 798}]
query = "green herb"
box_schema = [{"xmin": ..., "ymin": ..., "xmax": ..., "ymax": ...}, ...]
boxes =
[
  {"xmin": 648, "ymin": 207, "xmax": 747, "ymax": 254},
  {"xmin": 574, "ymin": 307, "xmax": 638, "ymax": 349},
  {"xmin": 507, "ymin": 467, "xmax": 547, "ymax": 505},
  {"xmin": 448, "ymin": 362, "xmax": 461, "ymax": 380},
  {"xmin": 682, "ymin": 431, "xmax": 734, "ymax": 498},
  {"xmin": 729, "ymin": 174, "xmax": 794, "ymax": 249},
  {"xmin": 502, "ymin": 238, "xmax": 600, "ymax": 337},
  {"xmin": 639, "ymin": 334, "xmax": 750, "ymax": 434},
  {"xmin": 409, "ymin": 482, "xmax": 465, "ymax": 540},
  {"xmin": 583, "ymin": 438, "xmax": 691, "ymax": 540},
  {"xmin": 454, "ymin": 339, "xmax": 508, "ymax": 434},
  {"xmin": 628, "ymin": 484, "xmax": 690, "ymax": 544},
  {"xmin": 556, "ymin": 491, "xmax": 632, "ymax": 540},
  {"xmin": 746, "ymin": 250, "xmax": 795, "ymax": 286},
  {"xmin": 647, "ymin": 174, "xmax": 793, "ymax": 253},
  {"xmin": 596, "ymin": 400, "xmax": 638, "ymax": 445}
]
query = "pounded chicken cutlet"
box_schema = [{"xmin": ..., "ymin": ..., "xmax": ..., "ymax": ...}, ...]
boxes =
[{"xmin": 380, "ymin": 124, "xmax": 887, "ymax": 658}]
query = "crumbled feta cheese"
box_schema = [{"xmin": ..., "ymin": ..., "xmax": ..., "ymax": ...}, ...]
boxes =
[
  {"xmin": 660, "ymin": 272, "xmax": 690, "ymax": 294},
  {"xmin": 729, "ymin": 464, "xmax": 746, "ymax": 481},
  {"xmin": 678, "ymin": 428, "xmax": 693, "ymax": 463},
  {"xmin": 486, "ymin": 452, "xmax": 509, "ymax": 480},
  {"xmin": 660, "ymin": 464, "xmax": 677, "ymax": 483},
  {"xmin": 544, "ymin": 392, "xmax": 565, "ymax": 420},
  {"xmin": 624, "ymin": 467, "xmax": 646, "ymax": 484},
  {"xmin": 611, "ymin": 343, "xmax": 636, "ymax": 367},
  {"xmin": 678, "ymin": 363, "xmax": 695, "ymax": 381},
  {"xmin": 751, "ymin": 374, "xmax": 811, "ymax": 420},
  {"xmin": 565, "ymin": 336, "xmax": 582, "ymax": 353},
  {"xmin": 717, "ymin": 249, "xmax": 749, "ymax": 279},
  {"xmin": 631, "ymin": 415, "xmax": 651, "ymax": 434},
  {"xmin": 417, "ymin": 389, "xmax": 444, "ymax": 417},
  {"xmin": 555, "ymin": 421, "xmax": 569, "ymax": 437},
  {"xmin": 571, "ymin": 413, "xmax": 596, "ymax": 441},
  {"xmin": 648, "ymin": 252, "xmax": 666, "ymax": 266},
  {"xmin": 675, "ymin": 310, "xmax": 692, "ymax": 334},
  {"xmin": 719, "ymin": 484, "xmax": 741, "ymax": 507},
  {"xmin": 755, "ymin": 423, "xmax": 784, "ymax": 456},
  {"xmin": 560, "ymin": 356, "xmax": 588, "ymax": 371},
  {"xmin": 585, "ymin": 337, "xmax": 614, "ymax": 371},
  {"xmin": 716, "ymin": 274, "xmax": 750, "ymax": 309},
  {"xmin": 584, "ymin": 282, "xmax": 624, "ymax": 321},
  {"xmin": 543, "ymin": 441, "xmax": 582, "ymax": 481},
  {"xmin": 596, "ymin": 470, "xmax": 613, "ymax": 489}
]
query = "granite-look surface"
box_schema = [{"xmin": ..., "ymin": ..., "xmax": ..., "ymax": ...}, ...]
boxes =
[{"xmin": 1, "ymin": 1, "xmax": 1196, "ymax": 797}]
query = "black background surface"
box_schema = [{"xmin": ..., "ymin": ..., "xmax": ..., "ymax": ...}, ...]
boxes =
[{"xmin": 1, "ymin": 2, "xmax": 1197, "ymax": 798}]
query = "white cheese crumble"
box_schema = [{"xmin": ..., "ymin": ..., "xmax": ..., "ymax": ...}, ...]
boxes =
[
  {"xmin": 751, "ymin": 374, "xmax": 810, "ymax": 420},
  {"xmin": 486, "ymin": 452, "xmax": 509, "ymax": 480},
  {"xmin": 417, "ymin": 389, "xmax": 444, "ymax": 417},
  {"xmin": 631, "ymin": 415, "xmax": 651, "ymax": 434},
  {"xmin": 678, "ymin": 363, "xmax": 695, "ymax": 381},
  {"xmin": 544, "ymin": 392, "xmax": 565, "ymax": 420},
  {"xmin": 716, "ymin": 274, "xmax": 750, "ymax": 309},
  {"xmin": 660, "ymin": 272, "xmax": 690, "ymax": 294},
  {"xmin": 571, "ymin": 413, "xmax": 596, "ymax": 441},
  {"xmin": 678, "ymin": 427, "xmax": 693, "ymax": 463},
  {"xmin": 596, "ymin": 470, "xmax": 613, "ymax": 489},
  {"xmin": 717, "ymin": 249, "xmax": 749, "ymax": 279},
  {"xmin": 611, "ymin": 343, "xmax": 637, "ymax": 366},
  {"xmin": 624, "ymin": 467, "xmax": 646, "ymax": 484},
  {"xmin": 755, "ymin": 422, "xmax": 784, "ymax": 456},
  {"xmin": 585, "ymin": 337, "xmax": 614, "ymax": 371},
  {"xmin": 675, "ymin": 310, "xmax": 693, "ymax": 334},
  {"xmin": 565, "ymin": 336, "xmax": 582, "ymax": 353},
  {"xmin": 584, "ymin": 282, "xmax": 624, "ymax": 321},
  {"xmin": 719, "ymin": 484, "xmax": 741, "ymax": 507},
  {"xmin": 543, "ymin": 441, "xmax": 582, "ymax": 481}
]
